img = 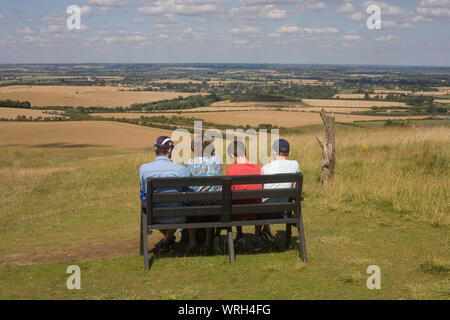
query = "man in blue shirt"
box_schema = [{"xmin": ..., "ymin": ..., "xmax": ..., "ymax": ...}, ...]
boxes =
[{"xmin": 140, "ymin": 136, "xmax": 190, "ymax": 251}]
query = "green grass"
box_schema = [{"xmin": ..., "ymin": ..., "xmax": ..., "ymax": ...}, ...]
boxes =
[{"xmin": 0, "ymin": 124, "xmax": 449, "ymax": 299}]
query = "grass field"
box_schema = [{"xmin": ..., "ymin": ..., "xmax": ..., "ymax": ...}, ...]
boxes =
[
  {"xmin": 0, "ymin": 121, "xmax": 448, "ymax": 299},
  {"xmin": 0, "ymin": 86, "xmax": 199, "ymax": 108}
]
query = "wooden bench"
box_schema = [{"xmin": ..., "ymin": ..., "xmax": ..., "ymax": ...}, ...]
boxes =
[{"xmin": 140, "ymin": 173, "xmax": 307, "ymax": 270}]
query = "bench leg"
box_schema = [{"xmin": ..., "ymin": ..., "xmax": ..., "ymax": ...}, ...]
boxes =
[
  {"xmin": 285, "ymin": 223, "xmax": 292, "ymax": 249},
  {"xmin": 227, "ymin": 228, "xmax": 235, "ymax": 264},
  {"xmin": 142, "ymin": 216, "xmax": 150, "ymax": 270},
  {"xmin": 297, "ymin": 215, "xmax": 307, "ymax": 262},
  {"xmin": 140, "ymin": 213, "xmax": 144, "ymax": 256}
]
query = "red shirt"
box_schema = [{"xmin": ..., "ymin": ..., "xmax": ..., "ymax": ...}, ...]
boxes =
[{"xmin": 226, "ymin": 163, "xmax": 262, "ymax": 221}]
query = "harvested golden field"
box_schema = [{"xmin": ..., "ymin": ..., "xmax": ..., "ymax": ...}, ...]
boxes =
[
  {"xmin": 416, "ymin": 90, "xmax": 450, "ymax": 96},
  {"xmin": 303, "ymin": 99, "xmax": 408, "ymax": 108},
  {"xmin": 92, "ymin": 106, "xmax": 373, "ymax": 119},
  {"xmin": 92, "ymin": 111, "xmax": 428, "ymax": 128},
  {"xmin": 176, "ymin": 111, "xmax": 426, "ymax": 127},
  {"xmin": 279, "ymin": 79, "xmax": 321, "ymax": 85},
  {"xmin": 0, "ymin": 121, "xmax": 172, "ymax": 148},
  {"xmin": 0, "ymin": 86, "xmax": 200, "ymax": 108},
  {"xmin": 374, "ymin": 89, "xmax": 412, "ymax": 94},
  {"xmin": 211, "ymin": 100, "xmax": 300, "ymax": 107},
  {"xmin": 333, "ymin": 94, "xmax": 388, "ymax": 99},
  {"xmin": 435, "ymin": 99, "xmax": 450, "ymax": 104},
  {"xmin": 152, "ymin": 79, "xmax": 203, "ymax": 84},
  {"xmin": 0, "ymin": 108, "xmax": 62, "ymax": 120},
  {"xmin": 432, "ymin": 86, "xmax": 450, "ymax": 91}
]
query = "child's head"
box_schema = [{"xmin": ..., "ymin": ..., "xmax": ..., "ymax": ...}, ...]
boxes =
[
  {"xmin": 272, "ymin": 139, "xmax": 290, "ymax": 158},
  {"xmin": 227, "ymin": 140, "xmax": 246, "ymax": 163}
]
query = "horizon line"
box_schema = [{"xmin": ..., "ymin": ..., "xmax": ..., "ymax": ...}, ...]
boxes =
[{"xmin": 0, "ymin": 62, "xmax": 450, "ymax": 68}]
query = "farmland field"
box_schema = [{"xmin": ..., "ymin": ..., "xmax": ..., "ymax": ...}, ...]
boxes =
[
  {"xmin": 91, "ymin": 111, "xmax": 426, "ymax": 128},
  {"xmin": 0, "ymin": 121, "xmax": 172, "ymax": 148},
  {"xmin": 0, "ymin": 86, "xmax": 200, "ymax": 108},
  {"xmin": 0, "ymin": 107, "xmax": 62, "ymax": 120},
  {"xmin": 92, "ymin": 106, "xmax": 375, "ymax": 117},
  {"xmin": 302, "ymin": 99, "xmax": 408, "ymax": 108},
  {"xmin": 211, "ymin": 100, "xmax": 301, "ymax": 107}
]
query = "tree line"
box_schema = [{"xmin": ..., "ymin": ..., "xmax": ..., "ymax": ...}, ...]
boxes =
[{"xmin": 0, "ymin": 100, "xmax": 31, "ymax": 108}]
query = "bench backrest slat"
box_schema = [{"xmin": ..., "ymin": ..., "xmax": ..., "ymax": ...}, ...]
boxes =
[
  {"xmin": 146, "ymin": 173, "xmax": 303, "ymax": 224},
  {"xmin": 148, "ymin": 173, "xmax": 299, "ymax": 188},
  {"xmin": 153, "ymin": 191, "xmax": 222, "ymax": 203},
  {"xmin": 231, "ymin": 203, "xmax": 297, "ymax": 215}
]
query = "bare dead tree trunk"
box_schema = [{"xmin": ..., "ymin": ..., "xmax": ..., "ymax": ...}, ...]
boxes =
[{"xmin": 317, "ymin": 109, "xmax": 336, "ymax": 186}]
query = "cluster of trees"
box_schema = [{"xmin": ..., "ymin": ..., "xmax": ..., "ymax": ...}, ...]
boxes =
[
  {"xmin": 0, "ymin": 100, "xmax": 31, "ymax": 108},
  {"xmin": 130, "ymin": 94, "xmax": 220, "ymax": 111},
  {"xmin": 229, "ymin": 85, "xmax": 336, "ymax": 102},
  {"xmin": 383, "ymin": 94, "xmax": 434, "ymax": 106}
]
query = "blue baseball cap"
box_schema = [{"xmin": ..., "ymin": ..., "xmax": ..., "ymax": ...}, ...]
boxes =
[
  {"xmin": 272, "ymin": 139, "xmax": 290, "ymax": 154},
  {"xmin": 155, "ymin": 136, "xmax": 174, "ymax": 149}
]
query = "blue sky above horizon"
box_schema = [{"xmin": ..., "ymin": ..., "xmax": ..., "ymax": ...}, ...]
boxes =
[{"xmin": 0, "ymin": 0, "xmax": 449, "ymax": 66}]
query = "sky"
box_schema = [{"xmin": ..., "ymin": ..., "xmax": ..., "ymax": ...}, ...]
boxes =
[{"xmin": 0, "ymin": 0, "xmax": 449, "ymax": 66}]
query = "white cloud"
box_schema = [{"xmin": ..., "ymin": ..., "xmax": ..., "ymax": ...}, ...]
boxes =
[
  {"xmin": 138, "ymin": 0, "xmax": 227, "ymax": 16},
  {"xmin": 87, "ymin": 0, "xmax": 133, "ymax": 12},
  {"xmin": 417, "ymin": 0, "xmax": 450, "ymax": 18},
  {"xmin": 269, "ymin": 24, "xmax": 339, "ymax": 37},
  {"xmin": 375, "ymin": 35, "xmax": 398, "ymax": 42},
  {"xmin": 81, "ymin": 6, "xmax": 92, "ymax": 17},
  {"xmin": 41, "ymin": 24, "xmax": 67, "ymax": 34},
  {"xmin": 337, "ymin": 3, "xmax": 356, "ymax": 14},
  {"xmin": 41, "ymin": 12, "xmax": 66, "ymax": 25},
  {"xmin": 133, "ymin": 17, "xmax": 146, "ymax": 24},
  {"xmin": 363, "ymin": 1, "xmax": 411, "ymax": 19},
  {"xmin": 16, "ymin": 27, "xmax": 37, "ymax": 35},
  {"xmin": 105, "ymin": 32, "xmax": 149, "ymax": 45},
  {"xmin": 231, "ymin": 25, "xmax": 261, "ymax": 37},
  {"xmin": 340, "ymin": 34, "xmax": 361, "ymax": 41},
  {"xmin": 347, "ymin": 12, "xmax": 366, "ymax": 21},
  {"xmin": 231, "ymin": 5, "xmax": 288, "ymax": 19}
]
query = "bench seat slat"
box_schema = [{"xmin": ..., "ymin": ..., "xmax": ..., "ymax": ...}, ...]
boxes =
[
  {"xmin": 148, "ymin": 217, "xmax": 299, "ymax": 230},
  {"xmin": 152, "ymin": 203, "xmax": 296, "ymax": 217},
  {"xmin": 232, "ymin": 188, "xmax": 298, "ymax": 200},
  {"xmin": 151, "ymin": 188, "xmax": 299, "ymax": 203},
  {"xmin": 153, "ymin": 205, "xmax": 223, "ymax": 217},
  {"xmin": 231, "ymin": 203, "xmax": 297, "ymax": 215}
]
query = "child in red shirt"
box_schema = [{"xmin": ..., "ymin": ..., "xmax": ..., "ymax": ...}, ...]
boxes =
[{"xmin": 225, "ymin": 140, "xmax": 263, "ymax": 251}]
